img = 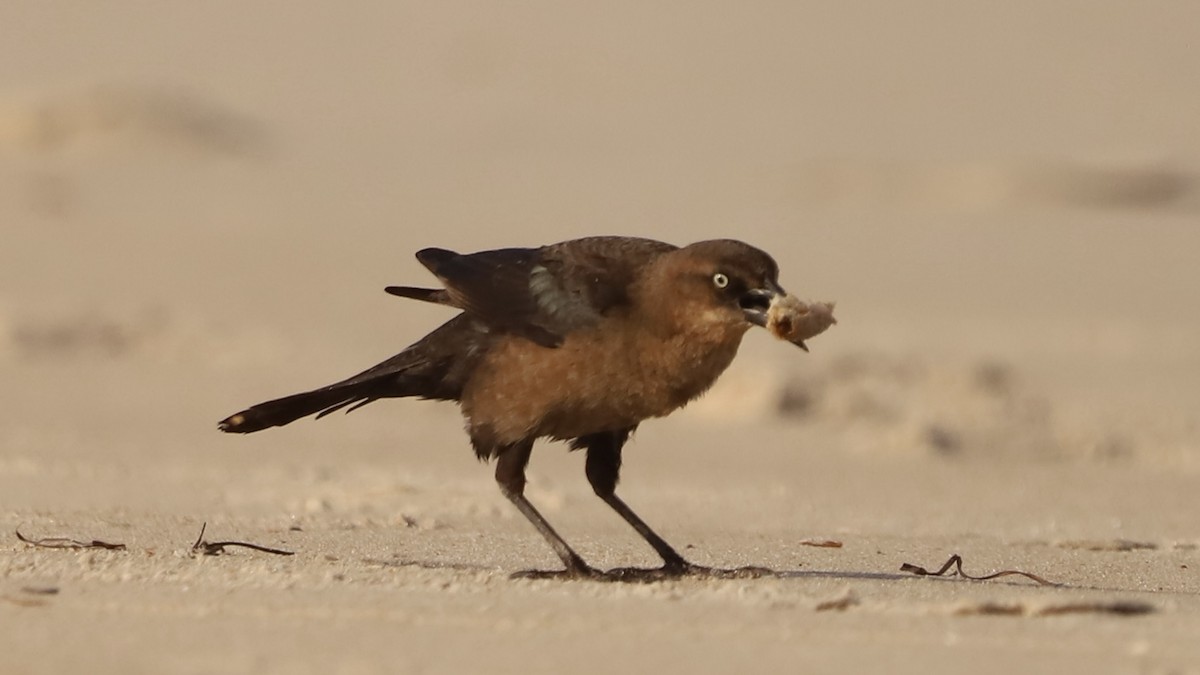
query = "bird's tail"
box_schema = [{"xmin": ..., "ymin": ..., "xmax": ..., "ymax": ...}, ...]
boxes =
[
  {"xmin": 220, "ymin": 332, "xmax": 453, "ymax": 434},
  {"xmin": 219, "ymin": 314, "xmax": 476, "ymax": 434},
  {"xmin": 218, "ymin": 381, "xmax": 385, "ymax": 433}
]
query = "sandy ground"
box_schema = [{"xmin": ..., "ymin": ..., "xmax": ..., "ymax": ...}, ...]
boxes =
[{"xmin": 2, "ymin": 2, "xmax": 1198, "ymax": 673}]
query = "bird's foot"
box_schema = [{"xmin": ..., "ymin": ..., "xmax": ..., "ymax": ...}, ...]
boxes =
[
  {"xmin": 510, "ymin": 557, "xmax": 606, "ymax": 581},
  {"xmin": 510, "ymin": 558, "xmax": 778, "ymax": 583},
  {"xmin": 509, "ymin": 567, "xmax": 608, "ymax": 581},
  {"xmin": 658, "ymin": 554, "xmax": 777, "ymax": 580},
  {"xmin": 602, "ymin": 560, "xmax": 778, "ymax": 583},
  {"xmin": 687, "ymin": 564, "xmax": 777, "ymax": 580},
  {"xmin": 512, "ymin": 565, "xmax": 675, "ymax": 583}
]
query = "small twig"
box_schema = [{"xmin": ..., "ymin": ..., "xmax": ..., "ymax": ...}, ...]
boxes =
[
  {"xmin": 190, "ymin": 522, "xmax": 294, "ymax": 557},
  {"xmin": 16, "ymin": 528, "xmax": 126, "ymax": 551},
  {"xmin": 900, "ymin": 553, "xmax": 1058, "ymax": 586}
]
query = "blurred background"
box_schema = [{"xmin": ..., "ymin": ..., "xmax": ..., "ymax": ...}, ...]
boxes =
[
  {"xmin": 4, "ymin": 8, "xmax": 1198, "ymax": 671},
  {"xmin": 2, "ymin": 1, "xmax": 1197, "ymax": 478}
]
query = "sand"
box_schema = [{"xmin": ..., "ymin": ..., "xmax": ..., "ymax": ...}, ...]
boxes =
[{"xmin": 2, "ymin": 3, "xmax": 1198, "ymax": 673}]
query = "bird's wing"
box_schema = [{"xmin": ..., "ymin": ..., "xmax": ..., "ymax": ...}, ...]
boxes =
[{"xmin": 413, "ymin": 237, "xmax": 677, "ymax": 348}]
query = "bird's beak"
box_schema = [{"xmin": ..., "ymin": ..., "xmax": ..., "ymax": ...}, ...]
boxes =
[
  {"xmin": 739, "ymin": 284, "xmax": 781, "ymax": 329},
  {"xmin": 740, "ymin": 282, "xmax": 836, "ymax": 352}
]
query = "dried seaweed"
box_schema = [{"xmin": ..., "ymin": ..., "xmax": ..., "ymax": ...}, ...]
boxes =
[
  {"xmin": 800, "ymin": 539, "xmax": 844, "ymax": 548},
  {"xmin": 190, "ymin": 522, "xmax": 294, "ymax": 557},
  {"xmin": 16, "ymin": 528, "xmax": 126, "ymax": 551},
  {"xmin": 1034, "ymin": 601, "xmax": 1154, "ymax": 616},
  {"xmin": 900, "ymin": 553, "xmax": 1058, "ymax": 586}
]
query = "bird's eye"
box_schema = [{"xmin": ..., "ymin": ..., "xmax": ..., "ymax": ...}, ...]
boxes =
[{"xmin": 712, "ymin": 272, "xmax": 729, "ymax": 289}]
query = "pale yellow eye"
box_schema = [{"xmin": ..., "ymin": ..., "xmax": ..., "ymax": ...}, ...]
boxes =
[{"xmin": 712, "ymin": 272, "xmax": 729, "ymax": 289}]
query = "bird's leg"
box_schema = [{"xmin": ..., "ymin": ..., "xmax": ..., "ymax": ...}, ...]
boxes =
[
  {"xmin": 583, "ymin": 430, "xmax": 703, "ymax": 577},
  {"xmin": 494, "ymin": 439, "xmax": 599, "ymax": 579}
]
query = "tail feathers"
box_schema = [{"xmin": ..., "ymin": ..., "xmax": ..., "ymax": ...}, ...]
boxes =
[
  {"xmin": 218, "ymin": 384, "xmax": 381, "ymax": 433},
  {"xmin": 384, "ymin": 286, "xmax": 453, "ymax": 306},
  {"xmin": 219, "ymin": 314, "xmax": 475, "ymax": 435}
]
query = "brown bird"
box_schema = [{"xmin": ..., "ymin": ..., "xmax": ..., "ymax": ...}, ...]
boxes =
[{"xmin": 219, "ymin": 236, "xmax": 834, "ymax": 580}]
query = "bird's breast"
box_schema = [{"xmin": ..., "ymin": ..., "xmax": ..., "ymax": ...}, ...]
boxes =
[{"xmin": 460, "ymin": 320, "xmax": 747, "ymax": 445}]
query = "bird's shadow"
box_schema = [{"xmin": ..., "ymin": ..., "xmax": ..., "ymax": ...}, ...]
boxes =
[
  {"xmin": 368, "ymin": 558, "xmax": 986, "ymax": 586},
  {"xmin": 367, "ymin": 558, "xmax": 1182, "ymax": 594}
]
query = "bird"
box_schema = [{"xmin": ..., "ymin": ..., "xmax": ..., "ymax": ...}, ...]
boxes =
[{"xmin": 219, "ymin": 236, "xmax": 835, "ymax": 580}]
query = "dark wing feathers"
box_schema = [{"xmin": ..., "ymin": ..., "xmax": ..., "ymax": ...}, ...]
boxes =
[
  {"xmin": 417, "ymin": 246, "xmax": 563, "ymax": 347},
  {"xmin": 396, "ymin": 237, "xmax": 677, "ymax": 348},
  {"xmin": 539, "ymin": 237, "xmax": 677, "ymax": 318}
]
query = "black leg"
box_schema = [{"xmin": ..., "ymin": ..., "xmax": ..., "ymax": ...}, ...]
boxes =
[
  {"xmin": 494, "ymin": 438, "xmax": 598, "ymax": 578},
  {"xmin": 582, "ymin": 429, "xmax": 698, "ymax": 575}
]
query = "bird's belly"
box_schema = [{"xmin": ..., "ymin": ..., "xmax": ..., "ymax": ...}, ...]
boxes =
[{"xmin": 461, "ymin": 329, "xmax": 741, "ymax": 445}]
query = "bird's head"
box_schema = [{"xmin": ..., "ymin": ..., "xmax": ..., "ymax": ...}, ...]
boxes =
[{"xmin": 649, "ymin": 240, "xmax": 836, "ymax": 350}]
